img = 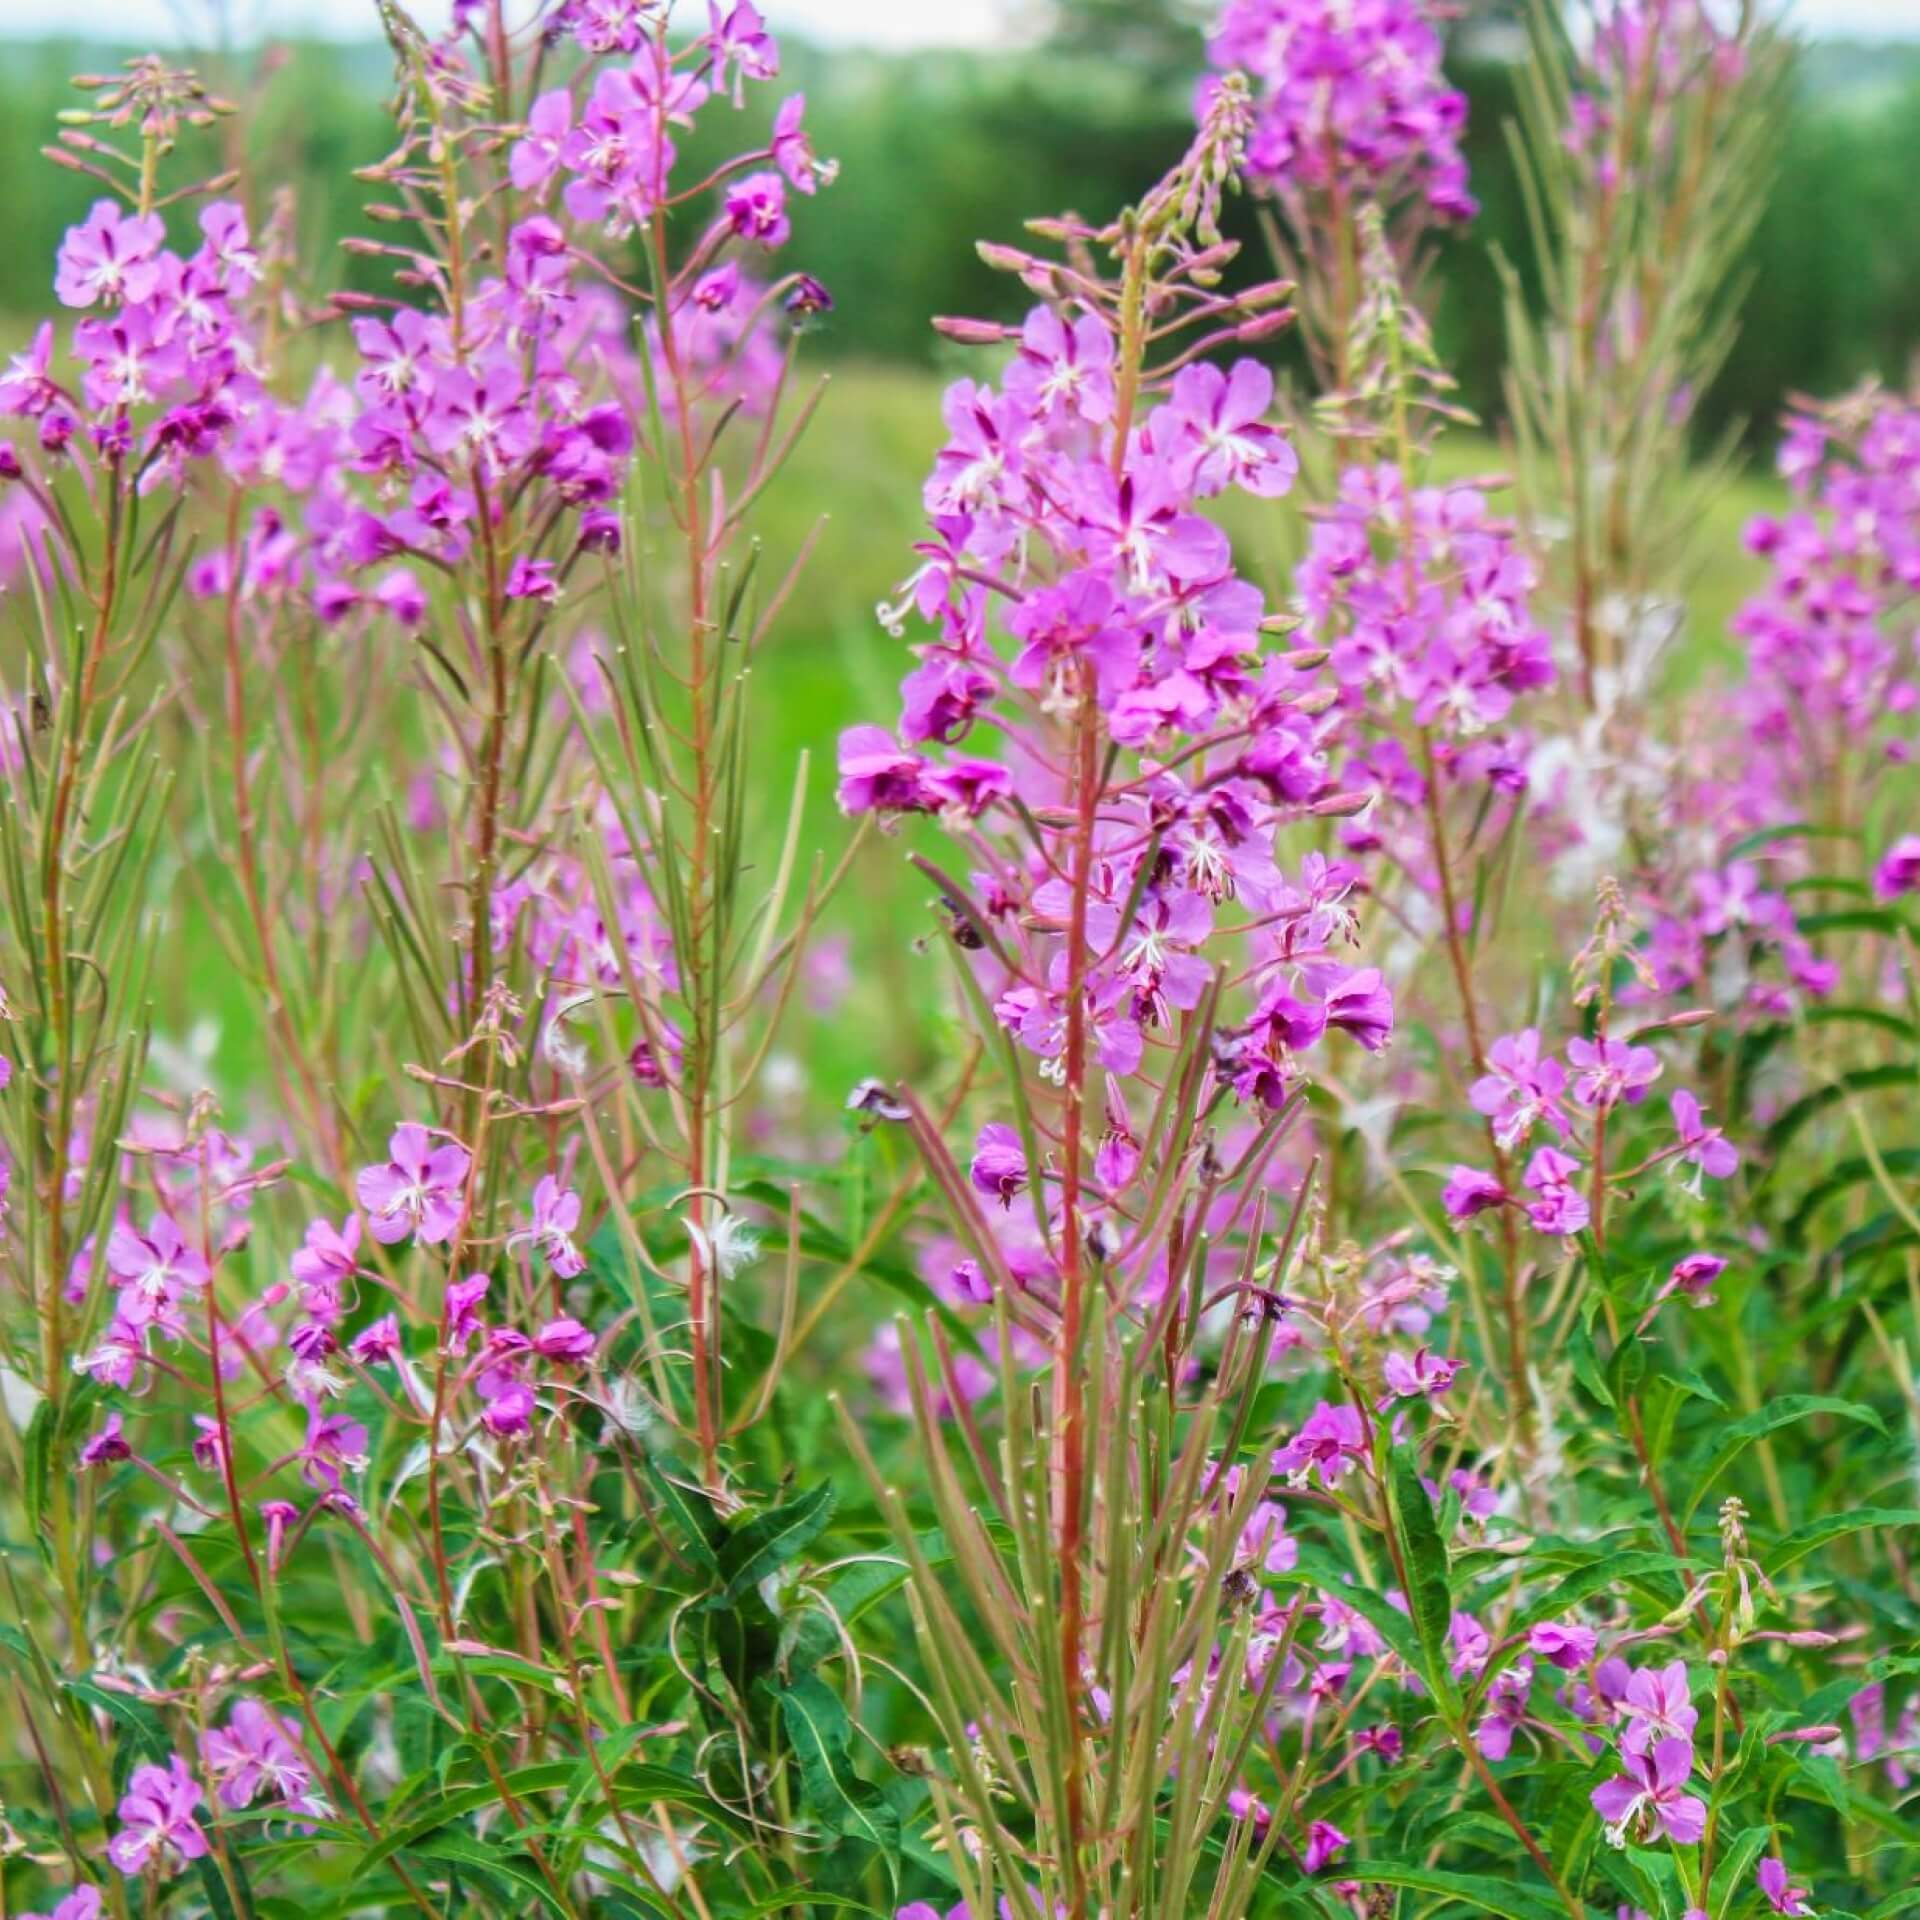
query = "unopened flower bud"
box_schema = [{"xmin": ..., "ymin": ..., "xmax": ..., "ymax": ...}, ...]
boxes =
[
  {"xmin": 1235, "ymin": 310, "xmax": 1295, "ymax": 343},
  {"xmin": 1310, "ymin": 787, "xmax": 1373, "ymax": 817},
  {"xmin": 932, "ymin": 315, "xmax": 1010, "ymax": 345},
  {"xmin": 975, "ymin": 241, "xmax": 1032, "ymax": 274}
]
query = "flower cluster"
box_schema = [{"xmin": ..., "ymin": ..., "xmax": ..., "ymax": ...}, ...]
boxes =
[
  {"xmin": 1203, "ymin": 0, "xmax": 1474, "ymax": 220},
  {"xmin": 1570, "ymin": 0, "xmax": 1749, "ymax": 169},
  {"xmin": 0, "ymin": 194, "xmax": 268, "ymax": 579},
  {"xmin": 1442, "ymin": 1021, "xmax": 1737, "ymax": 1239},
  {"xmin": 840, "ymin": 92, "xmax": 1399, "ymax": 1348},
  {"xmin": 1300, "ymin": 466, "xmax": 1555, "ymax": 746},
  {"xmin": 1721, "ymin": 393, "xmax": 1920, "ymax": 832},
  {"xmin": 1631, "ymin": 389, "xmax": 1920, "ymax": 1022},
  {"xmin": 1587, "ymin": 1660, "xmax": 1707, "ymax": 1847}
]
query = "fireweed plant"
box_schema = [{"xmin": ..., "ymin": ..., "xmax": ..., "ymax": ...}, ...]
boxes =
[
  {"xmin": 0, "ymin": 4, "xmax": 1916, "ymax": 1920},
  {"xmin": 1498, "ymin": 0, "xmax": 1791, "ymax": 720},
  {"xmin": 0, "ymin": 3, "xmax": 912, "ymax": 1916},
  {"xmin": 832, "ymin": 9, "xmax": 1916, "ymax": 1920}
]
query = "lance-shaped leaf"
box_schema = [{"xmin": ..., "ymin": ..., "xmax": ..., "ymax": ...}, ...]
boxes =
[
  {"xmin": 716, "ymin": 1482, "xmax": 837, "ymax": 1604},
  {"xmin": 775, "ymin": 1672, "xmax": 900, "ymax": 1862}
]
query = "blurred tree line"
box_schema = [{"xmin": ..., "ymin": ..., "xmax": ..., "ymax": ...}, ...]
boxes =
[{"xmin": 3, "ymin": 22, "xmax": 1917, "ymax": 440}]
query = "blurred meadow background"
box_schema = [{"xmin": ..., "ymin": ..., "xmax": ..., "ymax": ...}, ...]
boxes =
[{"xmin": 2, "ymin": 0, "xmax": 1916, "ymax": 1096}]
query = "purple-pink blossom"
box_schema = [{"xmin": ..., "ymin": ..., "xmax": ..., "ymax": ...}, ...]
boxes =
[
  {"xmin": 1590, "ymin": 1736, "xmax": 1706, "ymax": 1846},
  {"xmin": 108, "ymin": 1756, "xmax": 208, "ymax": 1878},
  {"xmin": 1274, "ymin": 1402, "xmax": 1367, "ymax": 1487},
  {"xmin": 356, "ymin": 1124, "xmax": 471, "ymax": 1247}
]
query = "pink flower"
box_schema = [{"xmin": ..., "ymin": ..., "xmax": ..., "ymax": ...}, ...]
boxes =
[
  {"xmin": 923, "ymin": 757, "xmax": 1013, "ymax": 817},
  {"xmin": 1590, "ymin": 1737, "xmax": 1706, "ymax": 1846},
  {"xmin": 0, "ymin": 323, "xmax": 58, "ymax": 417},
  {"xmin": 520, "ymin": 1174, "xmax": 587, "ymax": 1277},
  {"xmin": 73, "ymin": 304, "xmax": 183, "ymax": 410},
  {"xmin": 291, "ymin": 1215, "xmax": 361, "ymax": 1305},
  {"xmin": 770, "ymin": 93, "xmax": 825, "ymax": 194},
  {"xmin": 445, "ymin": 1272, "xmax": 490, "ymax": 1350},
  {"xmin": 1664, "ymin": 1251, "xmax": 1727, "ymax": 1305},
  {"xmin": 836, "ymin": 726, "xmax": 928, "ymax": 816},
  {"xmin": 1235, "ymin": 1496, "xmax": 1297, "ymax": 1575},
  {"xmin": 1670, "ymin": 1090, "xmax": 1738, "ymax": 1182},
  {"xmin": 201, "ymin": 1700, "xmax": 313, "ymax": 1810},
  {"xmin": 55, "ymin": 200, "xmax": 166, "ymax": 309},
  {"xmin": 1208, "ymin": 0, "xmax": 1474, "ymax": 220},
  {"xmin": 512, "ymin": 89, "xmax": 573, "ymax": 193},
  {"xmin": 261, "ymin": 1500, "xmax": 302, "ymax": 1575},
  {"xmin": 1528, "ymin": 1621, "xmax": 1597, "ymax": 1671},
  {"xmin": 1160, "ymin": 359, "xmax": 1298, "ymax": 499},
  {"xmin": 349, "ymin": 1315, "xmax": 402, "ymax": 1366},
  {"xmin": 192, "ymin": 1416, "xmax": 228, "ymax": 1475},
  {"xmin": 1274, "ymin": 1401, "xmax": 1367, "ymax": 1487},
  {"xmin": 1320, "ymin": 965, "xmax": 1395, "ymax": 1053},
  {"xmin": 1451, "ymin": 1610, "xmax": 1492, "ymax": 1678},
  {"xmin": 1469, "ymin": 1029, "xmax": 1568, "ymax": 1149},
  {"xmin": 505, "ymin": 555, "xmax": 560, "ymax": 603},
  {"xmin": 534, "ymin": 1316, "xmax": 597, "ymax": 1363},
  {"xmin": 1442, "ymin": 1165, "xmax": 1508, "ymax": 1219},
  {"xmin": 709, "ymin": 0, "xmax": 779, "ymax": 104},
  {"xmin": 20, "ymin": 1887, "xmax": 102, "ymax": 1920},
  {"xmin": 1566, "ymin": 1035, "xmax": 1661, "ymax": 1109},
  {"xmin": 356, "ymin": 1124, "xmax": 471, "ymax": 1246},
  {"xmin": 1004, "ymin": 307, "xmax": 1115, "ymax": 425},
  {"xmin": 79, "ymin": 1413, "xmax": 131, "ymax": 1468},
  {"xmin": 482, "ymin": 1379, "xmax": 537, "ymax": 1437},
  {"xmin": 108, "ymin": 1756, "xmax": 208, "ymax": 1878},
  {"xmin": 1758, "ymin": 1857, "xmax": 1813, "ymax": 1917},
  {"xmin": 725, "ymin": 171, "xmax": 789, "ymax": 247},
  {"xmin": 351, "ymin": 308, "xmax": 435, "ymax": 409},
  {"xmin": 1475, "ymin": 1661, "xmax": 1532, "ymax": 1760},
  {"xmin": 1620, "ymin": 1660, "xmax": 1698, "ymax": 1754},
  {"xmin": 1379, "ymin": 1346, "xmax": 1462, "ymax": 1406},
  {"xmin": 1302, "ymin": 1818, "xmax": 1349, "ymax": 1873},
  {"xmin": 424, "ymin": 361, "xmax": 536, "ymax": 475},
  {"xmin": 1521, "ymin": 1145, "xmax": 1590, "ymax": 1238},
  {"xmin": 106, "ymin": 1213, "xmax": 210, "ymax": 1330},
  {"xmin": 300, "ymin": 1407, "xmax": 369, "ymax": 1491},
  {"xmin": 1872, "ymin": 834, "xmax": 1920, "ymax": 903},
  {"xmin": 969, "ymin": 1123, "xmax": 1028, "ymax": 1209}
]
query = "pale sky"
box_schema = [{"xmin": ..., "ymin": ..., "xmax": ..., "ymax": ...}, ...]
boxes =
[{"xmin": 0, "ymin": 0, "xmax": 1913, "ymax": 49}]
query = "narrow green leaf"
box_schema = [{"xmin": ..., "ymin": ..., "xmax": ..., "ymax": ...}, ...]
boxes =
[
  {"xmin": 718, "ymin": 1483, "xmax": 837, "ymax": 1603},
  {"xmin": 1384, "ymin": 1443, "xmax": 1456, "ymax": 1712},
  {"xmin": 353, "ymin": 1763, "xmax": 575, "ymax": 1877},
  {"xmin": 643, "ymin": 1456, "xmax": 727, "ymax": 1572},
  {"xmin": 413, "ymin": 1831, "xmax": 572, "ymax": 1917},
  {"xmin": 1707, "ymin": 1825, "xmax": 1771, "ymax": 1919},
  {"xmin": 776, "ymin": 1672, "xmax": 899, "ymax": 1860},
  {"xmin": 1684, "ymin": 1397, "xmax": 1887, "ymax": 1527},
  {"xmin": 1323, "ymin": 1859, "xmax": 1562, "ymax": 1920},
  {"xmin": 1509, "ymin": 1552, "xmax": 1694, "ymax": 1634},
  {"xmin": 1766, "ymin": 1509, "xmax": 1920, "ymax": 1577}
]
